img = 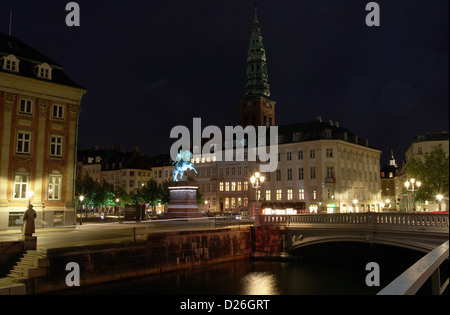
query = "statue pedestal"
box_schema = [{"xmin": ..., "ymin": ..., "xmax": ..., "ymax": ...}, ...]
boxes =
[
  {"xmin": 164, "ymin": 182, "xmax": 202, "ymax": 220},
  {"xmin": 20, "ymin": 236, "xmax": 37, "ymax": 250}
]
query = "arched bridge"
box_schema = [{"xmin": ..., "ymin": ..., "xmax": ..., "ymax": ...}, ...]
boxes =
[{"xmin": 260, "ymin": 212, "xmax": 449, "ymax": 253}]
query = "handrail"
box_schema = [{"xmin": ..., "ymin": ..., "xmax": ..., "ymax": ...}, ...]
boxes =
[{"xmin": 377, "ymin": 241, "xmax": 449, "ymax": 295}]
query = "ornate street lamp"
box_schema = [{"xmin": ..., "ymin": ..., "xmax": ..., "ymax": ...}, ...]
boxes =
[
  {"xmin": 404, "ymin": 178, "xmax": 421, "ymax": 212},
  {"xmin": 250, "ymin": 172, "xmax": 265, "ymax": 218}
]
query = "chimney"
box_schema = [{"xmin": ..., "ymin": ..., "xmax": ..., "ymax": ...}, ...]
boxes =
[
  {"xmin": 344, "ymin": 132, "xmax": 348, "ymax": 141},
  {"xmin": 328, "ymin": 119, "xmax": 333, "ymax": 126},
  {"xmin": 355, "ymin": 136, "xmax": 359, "ymax": 144},
  {"xmin": 365, "ymin": 139, "xmax": 369, "ymax": 146},
  {"xmin": 316, "ymin": 116, "xmax": 322, "ymax": 122},
  {"xmin": 335, "ymin": 121, "xmax": 339, "ymax": 128}
]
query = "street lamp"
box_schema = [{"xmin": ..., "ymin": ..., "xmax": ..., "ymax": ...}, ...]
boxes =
[
  {"xmin": 404, "ymin": 178, "xmax": 421, "ymax": 212},
  {"xmin": 250, "ymin": 172, "xmax": 265, "ymax": 218},
  {"xmin": 436, "ymin": 194, "xmax": 443, "ymax": 212},
  {"xmin": 79, "ymin": 195, "xmax": 84, "ymax": 225}
]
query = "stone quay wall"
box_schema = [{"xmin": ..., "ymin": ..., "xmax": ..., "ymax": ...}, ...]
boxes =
[{"xmin": 26, "ymin": 227, "xmax": 253, "ymax": 294}]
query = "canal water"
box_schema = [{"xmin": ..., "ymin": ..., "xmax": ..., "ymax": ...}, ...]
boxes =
[{"xmin": 57, "ymin": 242, "xmax": 431, "ymax": 295}]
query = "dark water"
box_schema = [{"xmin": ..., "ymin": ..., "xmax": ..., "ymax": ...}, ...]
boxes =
[{"xmin": 56, "ymin": 243, "xmax": 433, "ymax": 295}]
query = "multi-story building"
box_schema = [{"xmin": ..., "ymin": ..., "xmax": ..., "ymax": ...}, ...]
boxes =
[
  {"xmin": 0, "ymin": 33, "xmax": 86, "ymax": 229},
  {"xmin": 380, "ymin": 151, "xmax": 400, "ymax": 210},
  {"xmin": 259, "ymin": 119, "xmax": 381, "ymax": 214},
  {"xmin": 405, "ymin": 132, "xmax": 449, "ymax": 162},
  {"xmin": 77, "ymin": 146, "xmax": 155, "ymax": 195}
]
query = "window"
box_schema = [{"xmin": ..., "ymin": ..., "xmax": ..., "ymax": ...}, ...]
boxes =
[
  {"xmin": 287, "ymin": 189, "xmax": 293, "ymax": 200},
  {"xmin": 52, "ymin": 105, "xmax": 64, "ymax": 119},
  {"xmin": 19, "ymin": 99, "xmax": 33, "ymax": 114},
  {"xmin": 48, "ymin": 174, "xmax": 62, "ymax": 200},
  {"xmin": 310, "ymin": 149, "xmax": 315, "ymax": 159},
  {"xmin": 13, "ymin": 174, "xmax": 29, "ymax": 199},
  {"xmin": 231, "ymin": 182, "xmax": 236, "ymax": 191},
  {"xmin": 225, "ymin": 182, "xmax": 230, "ymax": 191},
  {"xmin": 50, "ymin": 136, "xmax": 63, "ymax": 157},
  {"xmin": 287, "ymin": 168, "xmax": 292, "ymax": 181},
  {"xmin": 244, "ymin": 181, "xmax": 248, "ymax": 191},
  {"xmin": 293, "ymin": 132, "xmax": 301, "ymax": 142},
  {"xmin": 265, "ymin": 190, "xmax": 271, "ymax": 201},
  {"xmin": 35, "ymin": 63, "xmax": 52, "ymax": 79},
  {"xmin": 219, "ymin": 182, "xmax": 224, "ymax": 191},
  {"xmin": 276, "ymin": 189, "xmax": 282, "ymax": 201},
  {"xmin": 1, "ymin": 55, "xmax": 19, "ymax": 72},
  {"xmin": 313, "ymin": 189, "xmax": 317, "ymax": 200},
  {"xmin": 276, "ymin": 169, "xmax": 281, "ymax": 181},
  {"xmin": 298, "ymin": 167, "xmax": 304, "ymax": 180},
  {"xmin": 326, "ymin": 148, "xmax": 333, "ymax": 158},
  {"xmin": 286, "ymin": 152, "xmax": 292, "ymax": 161},
  {"xmin": 237, "ymin": 181, "xmax": 242, "ymax": 191},
  {"xmin": 298, "ymin": 188, "xmax": 305, "ymax": 200},
  {"xmin": 16, "ymin": 132, "xmax": 31, "ymax": 154},
  {"xmin": 310, "ymin": 166, "xmax": 316, "ymax": 179},
  {"xmin": 298, "ymin": 150, "xmax": 303, "ymax": 160},
  {"xmin": 326, "ymin": 167, "xmax": 334, "ymax": 179}
]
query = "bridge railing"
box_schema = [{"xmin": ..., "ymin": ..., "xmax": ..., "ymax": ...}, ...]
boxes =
[
  {"xmin": 378, "ymin": 240, "xmax": 449, "ymax": 295},
  {"xmin": 260, "ymin": 212, "xmax": 449, "ymax": 232}
]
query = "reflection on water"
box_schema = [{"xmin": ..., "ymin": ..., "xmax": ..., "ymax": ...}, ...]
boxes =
[{"xmin": 241, "ymin": 272, "xmax": 279, "ymax": 295}]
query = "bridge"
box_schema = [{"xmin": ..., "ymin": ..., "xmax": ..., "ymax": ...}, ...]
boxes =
[{"xmin": 260, "ymin": 212, "xmax": 449, "ymax": 253}]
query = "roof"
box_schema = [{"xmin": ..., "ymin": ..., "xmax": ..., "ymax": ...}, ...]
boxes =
[
  {"xmin": 411, "ymin": 132, "xmax": 449, "ymax": 143},
  {"xmin": 0, "ymin": 33, "xmax": 85, "ymax": 89}
]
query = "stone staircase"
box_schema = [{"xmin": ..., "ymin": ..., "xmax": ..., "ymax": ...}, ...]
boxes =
[{"xmin": 0, "ymin": 249, "xmax": 49, "ymax": 295}]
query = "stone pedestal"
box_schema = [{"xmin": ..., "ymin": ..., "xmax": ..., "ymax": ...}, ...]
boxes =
[
  {"xmin": 20, "ymin": 236, "xmax": 37, "ymax": 250},
  {"xmin": 164, "ymin": 182, "xmax": 202, "ymax": 219}
]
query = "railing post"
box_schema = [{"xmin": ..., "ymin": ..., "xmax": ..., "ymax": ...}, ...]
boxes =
[{"xmin": 431, "ymin": 267, "xmax": 441, "ymax": 295}]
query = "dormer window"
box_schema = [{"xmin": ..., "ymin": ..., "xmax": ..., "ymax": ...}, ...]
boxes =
[
  {"xmin": 35, "ymin": 63, "xmax": 52, "ymax": 80},
  {"xmin": 1, "ymin": 55, "xmax": 20, "ymax": 72}
]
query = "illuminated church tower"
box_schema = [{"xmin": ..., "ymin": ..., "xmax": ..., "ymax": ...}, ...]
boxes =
[{"xmin": 238, "ymin": 5, "xmax": 276, "ymax": 128}]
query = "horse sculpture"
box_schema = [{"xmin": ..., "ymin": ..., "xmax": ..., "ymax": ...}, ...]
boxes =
[{"xmin": 173, "ymin": 150, "xmax": 197, "ymax": 181}]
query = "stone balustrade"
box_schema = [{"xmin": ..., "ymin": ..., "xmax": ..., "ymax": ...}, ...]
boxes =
[{"xmin": 261, "ymin": 212, "xmax": 449, "ymax": 233}]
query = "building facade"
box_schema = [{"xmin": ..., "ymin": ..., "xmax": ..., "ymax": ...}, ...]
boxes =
[{"xmin": 0, "ymin": 33, "xmax": 86, "ymax": 229}]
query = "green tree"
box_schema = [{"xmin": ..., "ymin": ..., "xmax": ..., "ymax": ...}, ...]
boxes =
[{"xmin": 404, "ymin": 144, "xmax": 449, "ymax": 201}]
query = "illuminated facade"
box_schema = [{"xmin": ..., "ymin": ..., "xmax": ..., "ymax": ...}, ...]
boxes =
[
  {"xmin": 0, "ymin": 33, "xmax": 86, "ymax": 229},
  {"xmin": 261, "ymin": 118, "xmax": 382, "ymax": 214}
]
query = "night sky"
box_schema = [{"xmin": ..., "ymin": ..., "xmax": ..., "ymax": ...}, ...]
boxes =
[{"xmin": 2, "ymin": 0, "xmax": 449, "ymax": 165}]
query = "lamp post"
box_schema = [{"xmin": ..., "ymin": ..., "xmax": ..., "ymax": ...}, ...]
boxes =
[
  {"xmin": 436, "ymin": 194, "xmax": 443, "ymax": 212},
  {"xmin": 352, "ymin": 199, "xmax": 358, "ymax": 213},
  {"xmin": 404, "ymin": 178, "xmax": 421, "ymax": 212},
  {"xmin": 250, "ymin": 172, "xmax": 265, "ymax": 219},
  {"xmin": 79, "ymin": 195, "xmax": 84, "ymax": 225}
]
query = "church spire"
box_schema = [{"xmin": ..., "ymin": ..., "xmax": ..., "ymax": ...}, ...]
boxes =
[{"xmin": 244, "ymin": 4, "xmax": 270, "ymax": 99}]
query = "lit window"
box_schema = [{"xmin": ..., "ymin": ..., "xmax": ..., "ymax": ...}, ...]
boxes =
[
  {"xmin": 225, "ymin": 182, "xmax": 230, "ymax": 191},
  {"xmin": 237, "ymin": 182, "xmax": 242, "ymax": 191},
  {"xmin": 276, "ymin": 189, "xmax": 282, "ymax": 201},
  {"xmin": 244, "ymin": 181, "xmax": 248, "ymax": 191},
  {"xmin": 265, "ymin": 190, "xmax": 271, "ymax": 201},
  {"xmin": 48, "ymin": 174, "xmax": 62, "ymax": 200},
  {"xmin": 231, "ymin": 182, "xmax": 236, "ymax": 191},
  {"xmin": 219, "ymin": 182, "xmax": 224, "ymax": 191},
  {"xmin": 298, "ymin": 189, "xmax": 305, "ymax": 200},
  {"xmin": 13, "ymin": 174, "xmax": 29, "ymax": 199},
  {"xmin": 287, "ymin": 189, "xmax": 293, "ymax": 200}
]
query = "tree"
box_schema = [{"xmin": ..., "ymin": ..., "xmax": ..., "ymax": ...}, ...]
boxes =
[{"xmin": 404, "ymin": 145, "xmax": 449, "ymax": 201}]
